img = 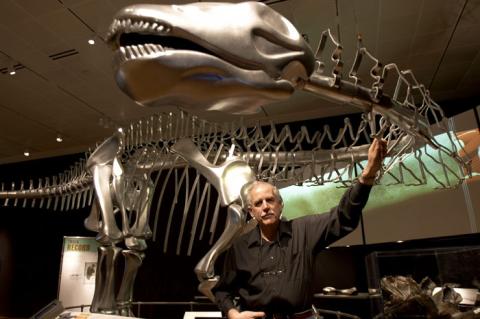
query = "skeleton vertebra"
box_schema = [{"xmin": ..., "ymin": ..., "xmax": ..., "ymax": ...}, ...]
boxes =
[{"xmin": 0, "ymin": 1, "xmax": 472, "ymax": 316}]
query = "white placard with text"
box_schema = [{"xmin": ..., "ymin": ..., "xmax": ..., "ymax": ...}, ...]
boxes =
[{"xmin": 58, "ymin": 236, "xmax": 99, "ymax": 309}]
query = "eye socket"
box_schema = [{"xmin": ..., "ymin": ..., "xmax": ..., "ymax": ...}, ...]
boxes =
[
  {"xmin": 253, "ymin": 197, "xmax": 276, "ymax": 207},
  {"xmin": 253, "ymin": 200, "xmax": 263, "ymax": 208},
  {"xmin": 252, "ymin": 33, "xmax": 290, "ymax": 56}
]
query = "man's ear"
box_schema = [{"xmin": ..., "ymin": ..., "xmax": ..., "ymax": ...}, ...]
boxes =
[{"xmin": 248, "ymin": 207, "xmax": 256, "ymax": 220}]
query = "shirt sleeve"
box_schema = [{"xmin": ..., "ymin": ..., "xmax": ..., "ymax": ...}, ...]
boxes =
[
  {"xmin": 212, "ymin": 247, "xmax": 238, "ymax": 315},
  {"xmin": 303, "ymin": 181, "xmax": 372, "ymax": 252}
]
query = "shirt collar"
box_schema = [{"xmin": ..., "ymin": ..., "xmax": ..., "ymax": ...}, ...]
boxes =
[{"xmin": 246, "ymin": 219, "xmax": 292, "ymax": 247}]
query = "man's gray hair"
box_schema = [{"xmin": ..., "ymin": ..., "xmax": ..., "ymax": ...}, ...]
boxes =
[{"xmin": 241, "ymin": 180, "xmax": 284, "ymax": 208}]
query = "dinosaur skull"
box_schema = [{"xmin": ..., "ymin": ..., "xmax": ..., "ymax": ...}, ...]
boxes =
[{"xmin": 107, "ymin": 1, "xmax": 315, "ymax": 115}]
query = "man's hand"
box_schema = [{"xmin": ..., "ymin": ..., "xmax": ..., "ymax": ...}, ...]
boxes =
[
  {"xmin": 227, "ymin": 308, "xmax": 265, "ymax": 319},
  {"xmin": 359, "ymin": 138, "xmax": 387, "ymax": 185}
]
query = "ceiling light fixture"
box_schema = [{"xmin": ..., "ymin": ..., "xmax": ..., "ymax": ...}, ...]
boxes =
[
  {"xmin": 56, "ymin": 134, "xmax": 63, "ymax": 143},
  {"xmin": 6, "ymin": 58, "xmax": 18, "ymax": 75},
  {"xmin": 24, "ymin": 149, "xmax": 30, "ymax": 157},
  {"xmin": 88, "ymin": 39, "xmax": 95, "ymax": 45},
  {"xmin": 7, "ymin": 64, "xmax": 15, "ymax": 75}
]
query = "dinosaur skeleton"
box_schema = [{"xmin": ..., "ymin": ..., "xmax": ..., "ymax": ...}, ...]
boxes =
[{"xmin": 0, "ymin": 1, "xmax": 471, "ymax": 316}]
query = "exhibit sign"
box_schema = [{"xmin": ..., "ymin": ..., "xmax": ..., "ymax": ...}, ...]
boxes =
[{"xmin": 58, "ymin": 236, "xmax": 99, "ymax": 309}]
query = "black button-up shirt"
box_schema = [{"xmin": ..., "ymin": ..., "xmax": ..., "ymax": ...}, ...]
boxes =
[{"xmin": 213, "ymin": 182, "xmax": 372, "ymax": 316}]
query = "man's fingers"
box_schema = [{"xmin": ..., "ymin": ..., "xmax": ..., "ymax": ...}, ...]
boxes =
[
  {"xmin": 240, "ymin": 311, "xmax": 266, "ymax": 319},
  {"xmin": 372, "ymin": 138, "xmax": 387, "ymax": 157},
  {"xmin": 243, "ymin": 311, "xmax": 265, "ymax": 319},
  {"xmin": 380, "ymin": 139, "xmax": 387, "ymax": 158}
]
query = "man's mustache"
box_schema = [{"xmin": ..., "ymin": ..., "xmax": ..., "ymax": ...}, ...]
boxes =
[{"xmin": 260, "ymin": 210, "xmax": 275, "ymax": 218}]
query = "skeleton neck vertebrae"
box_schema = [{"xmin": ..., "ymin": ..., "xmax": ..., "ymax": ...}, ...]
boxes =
[{"xmin": 0, "ymin": 1, "xmax": 471, "ymax": 316}]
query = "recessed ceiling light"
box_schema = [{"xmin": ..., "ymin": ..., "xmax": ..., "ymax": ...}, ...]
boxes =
[
  {"xmin": 24, "ymin": 150, "xmax": 30, "ymax": 157},
  {"xmin": 396, "ymin": 240, "xmax": 404, "ymax": 243},
  {"xmin": 88, "ymin": 39, "xmax": 95, "ymax": 45},
  {"xmin": 56, "ymin": 134, "xmax": 63, "ymax": 143},
  {"xmin": 7, "ymin": 63, "xmax": 16, "ymax": 75}
]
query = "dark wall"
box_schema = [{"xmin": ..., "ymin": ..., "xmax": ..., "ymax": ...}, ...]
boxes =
[
  {"xmin": 311, "ymin": 234, "xmax": 480, "ymax": 318},
  {"xmin": 312, "ymin": 234, "xmax": 480, "ymax": 292},
  {"xmin": 0, "ymin": 200, "xmax": 220, "ymax": 318},
  {"xmin": 0, "ymin": 154, "xmax": 91, "ymax": 317},
  {"xmin": 0, "ymin": 153, "xmax": 226, "ymax": 318},
  {"xmin": 0, "ymin": 205, "xmax": 91, "ymax": 316}
]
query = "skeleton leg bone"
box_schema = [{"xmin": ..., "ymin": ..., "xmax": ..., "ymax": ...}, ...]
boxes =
[
  {"xmin": 195, "ymin": 203, "xmax": 247, "ymax": 301},
  {"xmin": 171, "ymin": 138, "xmax": 256, "ymax": 300},
  {"xmin": 91, "ymin": 164, "xmax": 123, "ymax": 243},
  {"xmin": 90, "ymin": 245, "xmax": 122, "ymax": 313},
  {"xmin": 111, "ymin": 157, "xmax": 131, "ymax": 238},
  {"xmin": 87, "ymin": 133, "xmax": 125, "ymax": 244},
  {"xmin": 84, "ymin": 198, "xmax": 101, "ymax": 232},
  {"xmin": 116, "ymin": 250, "xmax": 146, "ymax": 316},
  {"xmin": 128, "ymin": 177, "xmax": 154, "ymax": 239}
]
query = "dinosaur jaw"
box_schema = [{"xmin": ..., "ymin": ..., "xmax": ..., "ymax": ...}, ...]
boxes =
[
  {"xmin": 115, "ymin": 51, "xmax": 295, "ymax": 114},
  {"xmin": 105, "ymin": 3, "xmax": 311, "ymax": 114}
]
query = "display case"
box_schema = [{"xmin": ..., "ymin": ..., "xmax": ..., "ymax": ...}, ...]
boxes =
[{"xmin": 365, "ymin": 245, "xmax": 480, "ymax": 318}]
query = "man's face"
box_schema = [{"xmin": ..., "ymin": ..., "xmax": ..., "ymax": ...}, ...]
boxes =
[{"xmin": 248, "ymin": 182, "xmax": 283, "ymax": 227}]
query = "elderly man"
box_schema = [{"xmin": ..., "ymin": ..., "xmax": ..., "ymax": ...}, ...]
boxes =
[{"xmin": 213, "ymin": 138, "xmax": 387, "ymax": 319}]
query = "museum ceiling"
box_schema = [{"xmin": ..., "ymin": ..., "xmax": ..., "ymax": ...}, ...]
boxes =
[{"xmin": 0, "ymin": 0, "xmax": 479, "ymax": 164}]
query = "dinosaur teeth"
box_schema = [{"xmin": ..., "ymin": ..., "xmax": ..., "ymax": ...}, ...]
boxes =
[
  {"xmin": 110, "ymin": 18, "xmax": 170, "ymax": 59},
  {"xmin": 146, "ymin": 44, "xmax": 156, "ymax": 53},
  {"xmin": 126, "ymin": 45, "xmax": 134, "ymax": 59},
  {"xmin": 114, "ymin": 18, "xmax": 170, "ymax": 34},
  {"xmin": 107, "ymin": 19, "xmax": 171, "ymax": 46},
  {"xmin": 147, "ymin": 44, "xmax": 164, "ymax": 54},
  {"xmin": 110, "ymin": 19, "xmax": 120, "ymax": 33},
  {"xmin": 132, "ymin": 45, "xmax": 141, "ymax": 57},
  {"xmin": 119, "ymin": 44, "xmax": 164, "ymax": 61},
  {"xmin": 140, "ymin": 44, "xmax": 149, "ymax": 55}
]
